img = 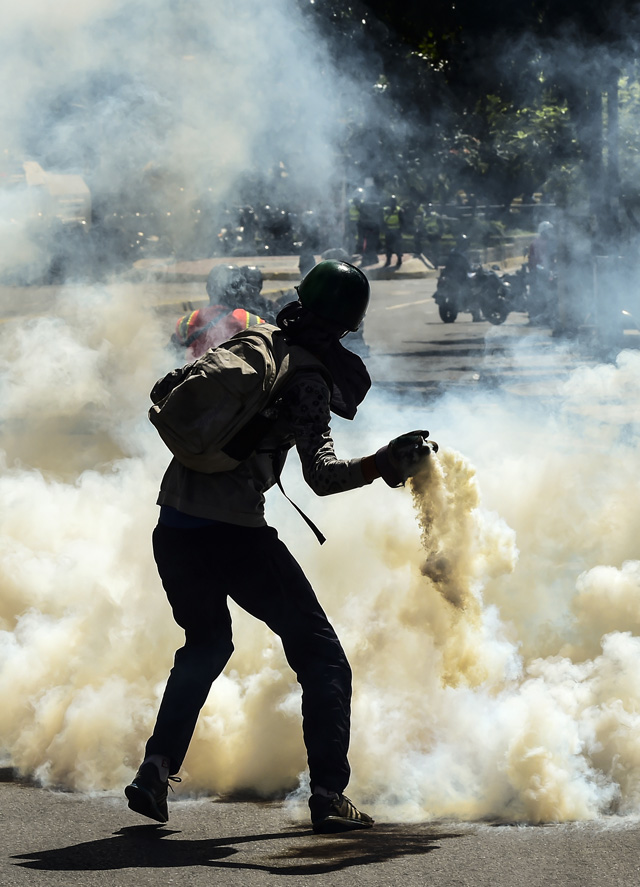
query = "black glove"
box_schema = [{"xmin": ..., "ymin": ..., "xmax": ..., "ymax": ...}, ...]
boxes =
[{"xmin": 375, "ymin": 430, "xmax": 439, "ymax": 488}]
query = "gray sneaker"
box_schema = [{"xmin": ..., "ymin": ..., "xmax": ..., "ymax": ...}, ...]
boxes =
[{"xmin": 308, "ymin": 793, "xmax": 374, "ymax": 833}]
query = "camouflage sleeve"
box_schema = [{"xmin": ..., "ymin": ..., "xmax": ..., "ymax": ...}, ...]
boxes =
[{"xmin": 281, "ymin": 373, "xmax": 369, "ymax": 496}]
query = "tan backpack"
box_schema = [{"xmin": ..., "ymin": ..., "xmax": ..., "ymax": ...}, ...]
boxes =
[{"xmin": 149, "ymin": 324, "xmax": 330, "ymax": 474}]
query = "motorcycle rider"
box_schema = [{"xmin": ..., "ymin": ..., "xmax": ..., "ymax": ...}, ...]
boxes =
[
  {"xmin": 441, "ymin": 235, "xmax": 482, "ymax": 321},
  {"xmin": 443, "ymin": 234, "xmax": 471, "ymax": 282}
]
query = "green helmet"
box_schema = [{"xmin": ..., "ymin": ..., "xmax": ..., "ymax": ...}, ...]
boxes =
[{"xmin": 297, "ymin": 260, "xmax": 370, "ymax": 331}]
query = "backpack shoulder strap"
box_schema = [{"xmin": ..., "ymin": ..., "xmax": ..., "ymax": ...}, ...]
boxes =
[{"xmin": 223, "ymin": 325, "xmax": 332, "ymax": 399}]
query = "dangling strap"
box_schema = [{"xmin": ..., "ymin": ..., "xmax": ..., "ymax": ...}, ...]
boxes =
[
  {"xmin": 274, "ymin": 473, "xmax": 326, "ymax": 545},
  {"xmin": 264, "ymin": 447, "xmax": 326, "ymax": 545}
]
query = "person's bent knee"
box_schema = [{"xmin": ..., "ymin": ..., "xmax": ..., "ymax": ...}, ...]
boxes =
[{"xmin": 176, "ymin": 637, "xmax": 234, "ymax": 680}]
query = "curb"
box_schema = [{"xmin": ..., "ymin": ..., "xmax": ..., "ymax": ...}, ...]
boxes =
[
  {"xmin": 129, "ymin": 252, "xmax": 525, "ymax": 286},
  {"xmin": 129, "ymin": 266, "xmax": 437, "ymax": 284},
  {"xmin": 125, "ymin": 256, "xmax": 522, "ymax": 292},
  {"xmin": 127, "ymin": 253, "xmax": 440, "ymax": 285}
]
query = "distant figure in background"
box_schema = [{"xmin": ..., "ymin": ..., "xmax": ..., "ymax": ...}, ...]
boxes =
[
  {"xmin": 298, "ymin": 210, "xmax": 321, "ymax": 279},
  {"xmin": 299, "ymin": 250, "xmax": 317, "ymax": 278},
  {"xmin": 443, "ymin": 234, "xmax": 472, "ymax": 285},
  {"xmin": 347, "ymin": 188, "xmax": 364, "ymax": 255},
  {"xmin": 382, "ymin": 196, "xmax": 404, "ymax": 269},
  {"xmin": 259, "ymin": 205, "xmax": 294, "ymax": 255},
  {"xmin": 528, "ymin": 221, "xmax": 556, "ymax": 277},
  {"xmin": 299, "ymin": 210, "xmax": 322, "ymax": 255},
  {"xmin": 527, "ymin": 221, "xmax": 557, "ymax": 325},
  {"xmin": 425, "ymin": 207, "xmax": 445, "ymax": 267},
  {"xmin": 237, "ymin": 264, "xmax": 292, "ymax": 324},
  {"xmin": 171, "ymin": 264, "xmax": 266, "ymax": 360},
  {"xmin": 413, "ymin": 203, "xmax": 426, "ymax": 258},
  {"xmin": 237, "ymin": 264, "xmax": 284, "ymax": 320},
  {"xmin": 441, "ymin": 234, "xmax": 482, "ymax": 322},
  {"xmin": 238, "ymin": 206, "xmax": 257, "ymax": 252},
  {"xmin": 358, "ymin": 186, "xmax": 383, "ymax": 267}
]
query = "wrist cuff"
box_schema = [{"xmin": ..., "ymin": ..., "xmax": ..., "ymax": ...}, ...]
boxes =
[
  {"xmin": 375, "ymin": 446, "xmax": 403, "ymax": 488},
  {"xmin": 360, "ymin": 454, "xmax": 381, "ymax": 484}
]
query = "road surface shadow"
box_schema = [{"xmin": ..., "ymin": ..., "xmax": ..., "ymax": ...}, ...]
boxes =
[
  {"xmin": 11, "ymin": 823, "xmax": 463, "ymax": 876},
  {"xmin": 0, "ymin": 767, "xmax": 39, "ymax": 786}
]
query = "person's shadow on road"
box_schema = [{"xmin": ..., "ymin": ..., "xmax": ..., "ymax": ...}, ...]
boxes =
[{"xmin": 11, "ymin": 823, "xmax": 463, "ymax": 876}]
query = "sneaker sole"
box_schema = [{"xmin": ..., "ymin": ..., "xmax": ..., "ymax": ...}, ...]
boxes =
[
  {"xmin": 312, "ymin": 816, "xmax": 374, "ymax": 834},
  {"xmin": 124, "ymin": 784, "xmax": 168, "ymax": 824}
]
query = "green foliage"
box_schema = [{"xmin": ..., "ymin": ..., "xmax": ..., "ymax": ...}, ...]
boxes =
[
  {"xmin": 478, "ymin": 93, "xmax": 579, "ymax": 203},
  {"xmin": 298, "ymin": 0, "xmax": 640, "ymax": 233},
  {"xmin": 618, "ymin": 74, "xmax": 640, "ymax": 198}
]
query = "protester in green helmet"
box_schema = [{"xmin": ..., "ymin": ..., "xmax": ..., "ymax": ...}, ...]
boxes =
[
  {"xmin": 295, "ymin": 258, "xmax": 370, "ymax": 331},
  {"xmin": 125, "ymin": 258, "xmax": 438, "ymax": 834}
]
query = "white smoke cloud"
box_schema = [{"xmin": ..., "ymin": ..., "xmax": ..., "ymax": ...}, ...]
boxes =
[
  {"xmin": 0, "ymin": 0, "xmax": 372, "ymax": 278},
  {"xmin": 1, "ymin": 283, "xmax": 640, "ymax": 823},
  {"xmin": 0, "ymin": 0, "xmax": 356, "ymax": 208}
]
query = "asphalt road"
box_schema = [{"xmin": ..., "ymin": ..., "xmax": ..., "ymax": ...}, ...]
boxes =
[
  {"xmin": 2, "ymin": 272, "xmax": 640, "ymax": 885},
  {"xmin": 3, "ymin": 775, "xmax": 640, "ymax": 887},
  {"xmin": 361, "ymin": 276, "xmax": 593, "ymax": 398},
  {"xmin": 4, "ymin": 270, "xmax": 631, "ymax": 398},
  {"xmin": 0, "ymin": 271, "xmax": 620, "ymax": 393}
]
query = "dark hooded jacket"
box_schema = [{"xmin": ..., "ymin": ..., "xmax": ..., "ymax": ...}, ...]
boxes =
[{"xmin": 156, "ymin": 305, "xmax": 373, "ymax": 526}]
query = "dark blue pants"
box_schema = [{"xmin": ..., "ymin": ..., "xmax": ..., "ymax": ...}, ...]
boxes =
[{"xmin": 146, "ymin": 520, "xmax": 352, "ymax": 794}]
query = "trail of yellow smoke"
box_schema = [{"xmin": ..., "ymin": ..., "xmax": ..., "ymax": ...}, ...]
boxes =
[{"xmin": 407, "ymin": 449, "xmax": 516, "ymax": 689}]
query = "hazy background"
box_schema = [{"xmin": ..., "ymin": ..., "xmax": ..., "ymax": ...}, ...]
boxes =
[{"xmin": 0, "ymin": 0, "xmax": 639, "ymax": 826}]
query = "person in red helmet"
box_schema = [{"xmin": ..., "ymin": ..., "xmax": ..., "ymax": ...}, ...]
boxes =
[{"xmin": 126, "ymin": 260, "xmax": 438, "ymax": 833}]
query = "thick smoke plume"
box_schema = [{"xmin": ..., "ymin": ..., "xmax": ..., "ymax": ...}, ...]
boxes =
[
  {"xmin": 1, "ymin": 282, "xmax": 640, "ymax": 825},
  {"xmin": 1, "ymin": 0, "xmax": 367, "ymax": 277},
  {"xmin": 1, "ymin": 0, "xmax": 640, "ymax": 827}
]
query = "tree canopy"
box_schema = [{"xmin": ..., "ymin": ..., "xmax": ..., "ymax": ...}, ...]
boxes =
[{"xmin": 297, "ymin": 0, "xmax": 640, "ymax": 236}]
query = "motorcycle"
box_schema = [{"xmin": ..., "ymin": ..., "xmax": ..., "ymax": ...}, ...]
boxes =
[{"xmin": 434, "ymin": 263, "xmax": 512, "ymax": 325}]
